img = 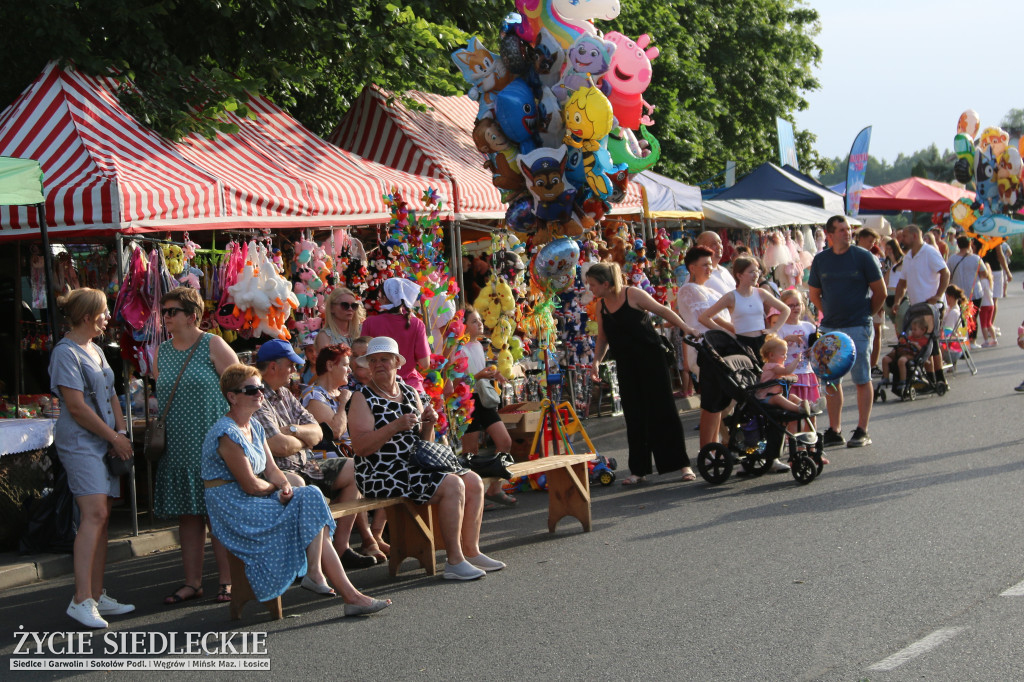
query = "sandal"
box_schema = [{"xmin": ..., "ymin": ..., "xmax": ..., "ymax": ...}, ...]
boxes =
[
  {"xmin": 361, "ymin": 542, "xmax": 387, "ymax": 563},
  {"xmin": 215, "ymin": 584, "xmax": 231, "ymax": 603},
  {"xmin": 164, "ymin": 584, "xmax": 203, "ymax": 605},
  {"xmin": 681, "ymin": 470, "xmax": 697, "ymax": 483},
  {"xmin": 621, "ymin": 475, "xmax": 646, "ymax": 486}
]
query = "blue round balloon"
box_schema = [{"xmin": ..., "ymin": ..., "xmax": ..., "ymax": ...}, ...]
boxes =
[
  {"xmin": 531, "ymin": 237, "xmax": 580, "ymax": 293},
  {"xmin": 808, "ymin": 331, "xmax": 856, "ymax": 382}
]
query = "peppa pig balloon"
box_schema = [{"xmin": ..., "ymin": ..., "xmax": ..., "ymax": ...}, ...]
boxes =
[{"xmin": 603, "ymin": 32, "xmax": 659, "ymax": 130}]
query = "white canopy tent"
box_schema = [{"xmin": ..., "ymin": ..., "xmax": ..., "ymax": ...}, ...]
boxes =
[{"xmin": 702, "ymin": 199, "xmax": 861, "ymax": 230}]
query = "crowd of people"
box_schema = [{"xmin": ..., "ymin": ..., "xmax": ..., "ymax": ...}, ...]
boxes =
[{"xmin": 48, "ymin": 217, "xmax": 1018, "ymax": 629}]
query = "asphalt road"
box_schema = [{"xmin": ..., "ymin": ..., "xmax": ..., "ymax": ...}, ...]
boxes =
[{"xmin": 3, "ymin": 289, "xmax": 1024, "ymax": 681}]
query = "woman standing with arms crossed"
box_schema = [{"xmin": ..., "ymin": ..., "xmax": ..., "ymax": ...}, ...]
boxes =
[
  {"xmin": 49, "ymin": 288, "xmax": 135, "ymax": 628},
  {"xmin": 154, "ymin": 287, "xmax": 238, "ymax": 605},
  {"xmin": 587, "ymin": 263, "xmax": 699, "ymax": 485}
]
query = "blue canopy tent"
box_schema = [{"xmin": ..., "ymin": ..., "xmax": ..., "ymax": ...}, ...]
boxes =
[
  {"xmin": 632, "ymin": 171, "xmax": 703, "ymax": 219},
  {"xmin": 703, "ymin": 162, "xmax": 854, "ymax": 229}
]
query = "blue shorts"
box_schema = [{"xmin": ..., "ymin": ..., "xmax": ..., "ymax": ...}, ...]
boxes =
[{"xmin": 819, "ymin": 323, "xmax": 873, "ymax": 386}]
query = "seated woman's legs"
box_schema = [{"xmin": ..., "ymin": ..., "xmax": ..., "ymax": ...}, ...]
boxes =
[
  {"xmin": 458, "ymin": 471, "xmax": 485, "ymax": 558},
  {"xmin": 430, "ymin": 474, "xmax": 468, "ymax": 565},
  {"xmin": 314, "ymin": 526, "xmax": 387, "ymax": 608},
  {"xmin": 330, "ymin": 460, "xmax": 380, "ymax": 559},
  {"xmin": 484, "ymin": 422, "xmax": 513, "ymax": 499}
]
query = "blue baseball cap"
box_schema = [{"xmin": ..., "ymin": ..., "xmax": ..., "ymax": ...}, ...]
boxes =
[{"xmin": 256, "ymin": 339, "xmax": 303, "ymax": 365}]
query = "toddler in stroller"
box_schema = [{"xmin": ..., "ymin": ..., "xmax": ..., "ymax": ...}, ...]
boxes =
[
  {"xmin": 875, "ymin": 302, "xmax": 949, "ymax": 401},
  {"xmin": 685, "ymin": 330, "xmax": 825, "ymax": 486}
]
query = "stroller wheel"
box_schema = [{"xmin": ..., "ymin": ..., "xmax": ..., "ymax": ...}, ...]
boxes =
[
  {"xmin": 936, "ymin": 382, "xmax": 948, "ymax": 396},
  {"xmin": 791, "ymin": 455, "xmax": 817, "ymax": 484},
  {"xmin": 878, "ymin": 389, "xmax": 887, "ymax": 403},
  {"xmin": 697, "ymin": 443, "xmax": 733, "ymax": 485},
  {"xmin": 742, "ymin": 451, "xmax": 771, "ymax": 477},
  {"xmin": 903, "ymin": 386, "xmax": 917, "ymax": 401}
]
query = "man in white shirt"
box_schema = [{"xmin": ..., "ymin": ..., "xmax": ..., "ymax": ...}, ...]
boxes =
[
  {"xmin": 696, "ymin": 231, "xmax": 736, "ymax": 295},
  {"xmin": 892, "ymin": 224, "xmax": 950, "ymax": 388}
]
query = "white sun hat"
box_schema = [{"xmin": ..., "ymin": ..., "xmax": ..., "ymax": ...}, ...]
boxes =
[{"xmin": 356, "ymin": 336, "xmax": 407, "ymax": 368}]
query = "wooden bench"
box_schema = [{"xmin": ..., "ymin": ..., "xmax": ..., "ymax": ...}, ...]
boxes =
[{"xmin": 228, "ymin": 452, "xmax": 594, "ymax": 620}]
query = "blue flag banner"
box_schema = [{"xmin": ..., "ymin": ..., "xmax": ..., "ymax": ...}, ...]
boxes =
[
  {"xmin": 776, "ymin": 118, "xmax": 798, "ymax": 170},
  {"xmin": 846, "ymin": 126, "xmax": 872, "ymax": 216}
]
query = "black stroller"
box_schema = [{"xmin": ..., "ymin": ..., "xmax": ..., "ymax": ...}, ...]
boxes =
[
  {"xmin": 874, "ymin": 302, "xmax": 948, "ymax": 402},
  {"xmin": 684, "ymin": 331, "xmax": 825, "ymax": 485}
]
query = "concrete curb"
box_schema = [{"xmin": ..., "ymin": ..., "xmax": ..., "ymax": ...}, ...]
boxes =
[{"xmin": 0, "ymin": 529, "xmax": 180, "ymax": 593}]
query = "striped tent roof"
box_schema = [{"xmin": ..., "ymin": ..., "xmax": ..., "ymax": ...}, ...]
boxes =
[
  {"xmin": 328, "ymin": 85, "xmax": 644, "ymax": 220},
  {"xmin": 0, "ymin": 63, "xmax": 447, "ymax": 241}
]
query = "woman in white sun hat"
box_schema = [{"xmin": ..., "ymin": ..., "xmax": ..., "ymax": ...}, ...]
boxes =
[{"xmin": 347, "ymin": 337, "xmax": 504, "ymax": 581}]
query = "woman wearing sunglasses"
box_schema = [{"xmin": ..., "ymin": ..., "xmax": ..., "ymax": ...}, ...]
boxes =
[
  {"xmin": 315, "ymin": 287, "xmax": 365, "ymax": 354},
  {"xmin": 203, "ymin": 364, "xmax": 390, "ymax": 614},
  {"xmin": 153, "ymin": 287, "xmax": 238, "ymax": 605}
]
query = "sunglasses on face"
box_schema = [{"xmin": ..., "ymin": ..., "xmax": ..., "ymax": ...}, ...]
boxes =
[
  {"xmin": 161, "ymin": 307, "xmax": 186, "ymax": 317},
  {"xmin": 231, "ymin": 384, "xmax": 268, "ymax": 397},
  {"xmin": 333, "ymin": 301, "xmax": 359, "ymax": 310}
]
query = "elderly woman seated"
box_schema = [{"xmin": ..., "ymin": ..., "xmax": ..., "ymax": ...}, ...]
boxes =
[
  {"xmin": 347, "ymin": 337, "xmax": 505, "ymax": 581},
  {"xmin": 202, "ymin": 363, "xmax": 390, "ymax": 615}
]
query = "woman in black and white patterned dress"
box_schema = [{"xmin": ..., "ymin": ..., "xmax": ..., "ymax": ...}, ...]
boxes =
[{"xmin": 348, "ymin": 337, "xmax": 506, "ymax": 581}]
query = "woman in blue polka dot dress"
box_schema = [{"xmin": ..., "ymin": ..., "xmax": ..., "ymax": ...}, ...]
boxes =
[{"xmin": 202, "ymin": 363, "xmax": 390, "ymax": 614}]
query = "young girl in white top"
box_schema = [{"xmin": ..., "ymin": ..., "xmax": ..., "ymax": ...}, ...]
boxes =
[
  {"xmin": 979, "ymin": 263, "xmax": 997, "ymax": 347},
  {"xmin": 777, "ymin": 289, "xmax": 819, "ymax": 406},
  {"xmin": 698, "ymin": 256, "xmax": 789, "ymax": 357}
]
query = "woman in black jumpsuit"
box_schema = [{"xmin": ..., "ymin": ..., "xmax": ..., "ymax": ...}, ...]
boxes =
[{"xmin": 587, "ymin": 262, "xmax": 699, "ymax": 484}]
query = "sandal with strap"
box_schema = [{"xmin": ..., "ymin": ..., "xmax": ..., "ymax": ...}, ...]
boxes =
[
  {"xmin": 164, "ymin": 584, "xmax": 203, "ymax": 605},
  {"xmin": 215, "ymin": 584, "xmax": 231, "ymax": 603},
  {"xmin": 361, "ymin": 542, "xmax": 387, "ymax": 564}
]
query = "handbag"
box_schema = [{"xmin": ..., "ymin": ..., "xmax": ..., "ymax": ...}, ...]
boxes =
[
  {"xmin": 104, "ymin": 449, "xmax": 134, "ymax": 477},
  {"xmin": 459, "ymin": 451, "xmax": 514, "ymax": 480},
  {"xmin": 476, "ymin": 378, "xmax": 501, "ymax": 409},
  {"xmin": 145, "ymin": 334, "xmax": 204, "ymax": 463},
  {"xmin": 410, "ymin": 438, "xmax": 463, "ymax": 474}
]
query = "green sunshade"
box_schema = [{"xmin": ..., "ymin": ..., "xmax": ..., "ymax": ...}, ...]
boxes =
[{"xmin": 0, "ymin": 157, "xmax": 45, "ymax": 206}]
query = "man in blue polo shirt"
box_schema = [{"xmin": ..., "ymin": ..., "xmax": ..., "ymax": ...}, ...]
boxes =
[{"xmin": 808, "ymin": 216, "xmax": 887, "ymax": 448}]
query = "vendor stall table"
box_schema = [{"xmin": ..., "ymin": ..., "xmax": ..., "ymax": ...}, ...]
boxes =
[{"xmin": 0, "ymin": 418, "xmax": 55, "ymax": 456}]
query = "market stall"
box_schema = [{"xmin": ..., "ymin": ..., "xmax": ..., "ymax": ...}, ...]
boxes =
[{"xmin": 858, "ymin": 177, "xmax": 974, "ymax": 213}]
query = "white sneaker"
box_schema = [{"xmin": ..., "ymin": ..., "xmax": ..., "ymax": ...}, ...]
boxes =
[
  {"xmin": 67, "ymin": 598, "xmax": 108, "ymax": 629},
  {"xmin": 443, "ymin": 560, "xmax": 486, "ymax": 581},
  {"xmin": 96, "ymin": 590, "xmax": 135, "ymax": 616},
  {"xmin": 466, "ymin": 553, "xmax": 506, "ymax": 572},
  {"xmin": 769, "ymin": 459, "xmax": 791, "ymax": 473}
]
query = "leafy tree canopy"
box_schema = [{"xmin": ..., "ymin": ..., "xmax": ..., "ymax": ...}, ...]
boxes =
[{"xmin": 0, "ymin": 0, "xmax": 823, "ymax": 184}]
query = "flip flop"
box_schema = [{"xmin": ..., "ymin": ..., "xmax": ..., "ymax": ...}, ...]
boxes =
[
  {"xmin": 681, "ymin": 471, "xmax": 697, "ymax": 482},
  {"xmin": 621, "ymin": 475, "xmax": 646, "ymax": 486}
]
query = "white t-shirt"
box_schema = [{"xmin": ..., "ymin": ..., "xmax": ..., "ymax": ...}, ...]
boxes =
[
  {"xmin": 946, "ymin": 252, "xmax": 982, "ymax": 299},
  {"xmin": 778, "ymin": 320, "xmax": 815, "ymax": 375},
  {"xmin": 462, "ymin": 340, "xmax": 487, "ymax": 376},
  {"xmin": 896, "ymin": 244, "xmax": 947, "ymax": 304},
  {"xmin": 676, "ymin": 283, "xmax": 730, "ymax": 335},
  {"xmin": 705, "ymin": 265, "xmax": 736, "ymax": 296}
]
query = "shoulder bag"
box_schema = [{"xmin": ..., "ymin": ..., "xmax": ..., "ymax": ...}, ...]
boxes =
[
  {"xmin": 398, "ymin": 386, "xmax": 462, "ymax": 474},
  {"xmin": 145, "ymin": 334, "xmax": 204, "ymax": 463},
  {"xmin": 476, "ymin": 378, "xmax": 501, "ymax": 409}
]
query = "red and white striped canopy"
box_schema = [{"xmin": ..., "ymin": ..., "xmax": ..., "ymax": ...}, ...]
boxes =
[
  {"xmin": 0, "ymin": 63, "xmax": 447, "ymax": 241},
  {"xmin": 330, "ymin": 85, "xmax": 498, "ymax": 219},
  {"xmin": 329, "ymin": 85, "xmax": 644, "ymax": 220}
]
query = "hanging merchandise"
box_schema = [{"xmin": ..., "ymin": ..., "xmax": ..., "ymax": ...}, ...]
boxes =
[
  {"xmin": 29, "ymin": 245, "xmax": 47, "ymax": 309},
  {"xmin": 227, "ymin": 241, "xmax": 299, "ymax": 340},
  {"xmin": 215, "ymin": 241, "xmax": 246, "ymax": 332}
]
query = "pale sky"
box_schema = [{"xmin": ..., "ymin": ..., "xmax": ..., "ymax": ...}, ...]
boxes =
[{"xmin": 794, "ymin": 0, "xmax": 1024, "ymax": 166}]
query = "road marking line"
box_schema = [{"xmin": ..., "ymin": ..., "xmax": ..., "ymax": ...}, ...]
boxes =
[
  {"xmin": 866, "ymin": 627, "xmax": 966, "ymax": 672},
  {"xmin": 1000, "ymin": 579, "xmax": 1024, "ymax": 596}
]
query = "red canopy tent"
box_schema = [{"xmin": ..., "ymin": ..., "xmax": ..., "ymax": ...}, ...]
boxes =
[
  {"xmin": 0, "ymin": 62, "xmax": 447, "ymax": 241},
  {"xmin": 858, "ymin": 177, "xmax": 974, "ymax": 213},
  {"xmin": 328, "ymin": 85, "xmax": 644, "ymax": 221}
]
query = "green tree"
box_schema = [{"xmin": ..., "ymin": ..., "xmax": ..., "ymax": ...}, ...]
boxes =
[
  {"xmin": 1000, "ymin": 108, "xmax": 1024, "ymax": 139},
  {"xmin": 0, "ymin": 0, "xmax": 823, "ymax": 186}
]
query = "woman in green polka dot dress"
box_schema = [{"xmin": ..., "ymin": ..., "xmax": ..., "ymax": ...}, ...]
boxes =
[{"xmin": 154, "ymin": 287, "xmax": 239, "ymax": 604}]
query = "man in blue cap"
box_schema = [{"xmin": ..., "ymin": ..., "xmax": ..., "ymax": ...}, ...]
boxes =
[{"xmin": 254, "ymin": 340, "xmax": 376, "ymax": 570}]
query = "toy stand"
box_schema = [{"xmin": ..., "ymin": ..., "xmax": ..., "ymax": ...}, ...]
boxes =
[{"xmin": 525, "ymin": 398, "xmax": 597, "ymax": 459}]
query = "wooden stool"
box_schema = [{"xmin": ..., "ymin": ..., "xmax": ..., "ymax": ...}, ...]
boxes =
[{"xmin": 226, "ymin": 551, "xmax": 283, "ymax": 621}]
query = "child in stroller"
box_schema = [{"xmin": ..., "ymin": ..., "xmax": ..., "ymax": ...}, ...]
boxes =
[
  {"xmin": 684, "ymin": 330, "xmax": 825, "ymax": 486},
  {"xmin": 875, "ymin": 302, "xmax": 949, "ymax": 401},
  {"xmin": 881, "ymin": 317, "xmax": 928, "ymax": 395},
  {"xmin": 757, "ymin": 334, "xmax": 814, "ymax": 416}
]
